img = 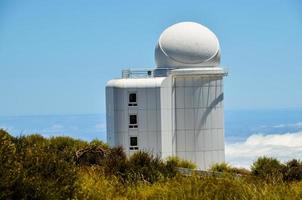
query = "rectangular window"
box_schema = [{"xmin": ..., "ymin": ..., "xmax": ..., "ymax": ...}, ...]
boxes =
[
  {"xmin": 129, "ymin": 136, "xmax": 139, "ymax": 150},
  {"xmin": 129, "ymin": 114, "xmax": 138, "ymax": 128},
  {"xmin": 128, "ymin": 93, "xmax": 137, "ymax": 106}
]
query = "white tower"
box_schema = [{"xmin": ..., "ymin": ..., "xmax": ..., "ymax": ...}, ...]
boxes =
[{"xmin": 106, "ymin": 22, "xmax": 227, "ymax": 169}]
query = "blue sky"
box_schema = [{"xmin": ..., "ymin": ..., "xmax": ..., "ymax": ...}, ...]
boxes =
[{"xmin": 0, "ymin": 0, "xmax": 301, "ymax": 116}]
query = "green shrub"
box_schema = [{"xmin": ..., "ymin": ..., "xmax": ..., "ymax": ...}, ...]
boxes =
[
  {"xmin": 0, "ymin": 129, "xmax": 20, "ymax": 200},
  {"xmin": 251, "ymin": 156, "xmax": 284, "ymax": 181},
  {"xmin": 75, "ymin": 166, "xmax": 123, "ymax": 200},
  {"xmin": 164, "ymin": 156, "xmax": 196, "ymax": 178},
  {"xmin": 283, "ymin": 159, "xmax": 302, "ymax": 182},
  {"xmin": 166, "ymin": 156, "xmax": 196, "ymax": 169},
  {"xmin": 102, "ymin": 146, "xmax": 128, "ymax": 179},
  {"xmin": 127, "ymin": 151, "xmax": 166, "ymax": 183},
  {"xmin": 11, "ymin": 134, "xmax": 78, "ymax": 200},
  {"xmin": 210, "ymin": 162, "xmax": 250, "ymax": 176},
  {"xmin": 5, "ymin": 130, "xmax": 302, "ymax": 199},
  {"xmin": 90, "ymin": 139, "xmax": 109, "ymax": 149},
  {"xmin": 210, "ymin": 162, "xmax": 233, "ymax": 173}
]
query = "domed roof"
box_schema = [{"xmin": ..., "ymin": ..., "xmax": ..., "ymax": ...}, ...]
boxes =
[{"xmin": 155, "ymin": 22, "xmax": 220, "ymax": 68}]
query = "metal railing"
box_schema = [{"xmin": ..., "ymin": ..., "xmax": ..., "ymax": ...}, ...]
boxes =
[{"xmin": 122, "ymin": 68, "xmax": 154, "ymax": 78}]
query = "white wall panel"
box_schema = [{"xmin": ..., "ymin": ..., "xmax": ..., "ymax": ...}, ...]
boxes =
[
  {"xmin": 184, "ymin": 87, "xmax": 194, "ymax": 108},
  {"xmin": 147, "ymin": 133, "xmax": 157, "ymax": 151},
  {"xmin": 193, "ymin": 87, "xmax": 202, "ymax": 108},
  {"xmin": 217, "ymin": 129, "xmax": 225, "ymax": 149},
  {"xmin": 202, "ymin": 87, "xmax": 209, "ymax": 107},
  {"xmin": 147, "ymin": 110, "xmax": 157, "ymax": 131},
  {"xmin": 204, "ymin": 109, "xmax": 212, "ymax": 129},
  {"xmin": 196, "ymin": 152, "xmax": 205, "ymax": 170},
  {"xmin": 176, "ymin": 131, "xmax": 186, "ymax": 152},
  {"xmin": 138, "ymin": 109, "xmax": 147, "ymax": 131},
  {"xmin": 185, "ymin": 130, "xmax": 195, "ymax": 152},
  {"xmin": 139, "ymin": 132, "xmax": 148, "ymax": 150},
  {"xmin": 216, "ymin": 84, "xmax": 223, "ymax": 108},
  {"xmin": 185, "ymin": 152, "xmax": 195, "ymax": 162},
  {"xmin": 212, "ymin": 129, "xmax": 218, "ymax": 150},
  {"xmin": 204, "ymin": 130, "xmax": 212, "ymax": 150},
  {"xmin": 175, "ymin": 77, "xmax": 185, "ymax": 87},
  {"xmin": 138, "ymin": 88, "xmax": 147, "ymax": 110},
  {"xmin": 195, "ymin": 130, "xmax": 205, "ymax": 151},
  {"xmin": 212, "ymin": 151, "xmax": 219, "ymax": 165},
  {"xmin": 160, "ymin": 87, "xmax": 168, "ymax": 109},
  {"xmin": 211, "ymin": 108, "xmax": 218, "ymax": 129},
  {"xmin": 209, "ymin": 86, "xmax": 216, "ymax": 107},
  {"xmin": 161, "ymin": 132, "xmax": 172, "ymax": 153},
  {"xmin": 176, "ymin": 109, "xmax": 185, "ymax": 130},
  {"xmin": 156, "ymin": 109, "xmax": 161, "ymax": 132},
  {"xmin": 210, "ymin": 79, "xmax": 217, "ymax": 87},
  {"xmin": 194, "ymin": 108, "xmax": 206, "ymax": 130},
  {"xmin": 202, "ymin": 79, "xmax": 210, "ymax": 87},
  {"xmin": 147, "ymin": 88, "xmax": 157, "ymax": 110},
  {"xmin": 184, "ymin": 77, "xmax": 193, "ymax": 87},
  {"xmin": 192, "ymin": 77, "xmax": 202, "ymax": 87},
  {"xmin": 218, "ymin": 150, "xmax": 225, "ymax": 163},
  {"xmin": 175, "ymin": 87, "xmax": 185, "ymax": 109},
  {"xmin": 176, "ymin": 151, "xmax": 186, "ymax": 160},
  {"xmin": 204, "ymin": 151, "xmax": 212, "ymax": 169},
  {"xmin": 161, "ymin": 109, "xmax": 172, "ymax": 131},
  {"xmin": 184, "ymin": 109, "xmax": 194, "ymax": 130}
]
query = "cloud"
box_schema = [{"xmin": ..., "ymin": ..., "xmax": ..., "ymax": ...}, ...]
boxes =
[
  {"xmin": 226, "ymin": 131, "xmax": 302, "ymax": 169},
  {"xmin": 272, "ymin": 122, "xmax": 302, "ymax": 128}
]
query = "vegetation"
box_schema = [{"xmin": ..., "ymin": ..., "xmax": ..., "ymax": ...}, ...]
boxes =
[{"xmin": 2, "ymin": 129, "xmax": 302, "ymax": 199}]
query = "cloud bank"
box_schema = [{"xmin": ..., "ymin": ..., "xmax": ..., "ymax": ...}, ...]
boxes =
[{"xmin": 226, "ymin": 131, "xmax": 302, "ymax": 169}]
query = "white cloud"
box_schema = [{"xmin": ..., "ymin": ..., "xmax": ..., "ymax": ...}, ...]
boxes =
[
  {"xmin": 226, "ymin": 131, "xmax": 302, "ymax": 169},
  {"xmin": 272, "ymin": 122, "xmax": 302, "ymax": 128}
]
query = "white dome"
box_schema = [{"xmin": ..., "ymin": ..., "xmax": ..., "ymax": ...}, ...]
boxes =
[{"xmin": 155, "ymin": 22, "xmax": 220, "ymax": 68}]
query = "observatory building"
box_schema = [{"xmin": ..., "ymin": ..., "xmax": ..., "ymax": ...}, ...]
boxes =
[{"xmin": 106, "ymin": 22, "xmax": 227, "ymax": 169}]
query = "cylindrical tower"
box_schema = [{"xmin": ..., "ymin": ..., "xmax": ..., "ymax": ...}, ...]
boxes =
[{"xmin": 155, "ymin": 22, "xmax": 227, "ymax": 169}]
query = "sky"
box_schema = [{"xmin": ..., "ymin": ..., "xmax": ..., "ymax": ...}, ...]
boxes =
[{"xmin": 0, "ymin": 0, "xmax": 301, "ymax": 116}]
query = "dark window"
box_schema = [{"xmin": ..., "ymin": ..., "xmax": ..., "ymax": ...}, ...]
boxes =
[
  {"xmin": 128, "ymin": 93, "xmax": 137, "ymax": 106},
  {"xmin": 129, "ymin": 115, "xmax": 137, "ymax": 124},
  {"xmin": 129, "ymin": 114, "xmax": 138, "ymax": 128},
  {"xmin": 130, "ymin": 137, "xmax": 137, "ymax": 146},
  {"xmin": 129, "ymin": 93, "xmax": 136, "ymax": 103},
  {"xmin": 129, "ymin": 137, "xmax": 139, "ymax": 150}
]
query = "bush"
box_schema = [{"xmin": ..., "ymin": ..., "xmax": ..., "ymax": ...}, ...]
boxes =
[
  {"xmin": 75, "ymin": 166, "xmax": 123, "ymax": 200},
  {"xmin": 102, "ymin": 146, "xmax": 128, "ymax": 179},
  {"xmin": 283, "ymin": 159, "xmax": 302, "ymax": 182},
  {"xmin": 5, "ymin": 130, "xmax": 302, "ymax": 199},
  {"xmin": 166, "ymin": 156, "xmax": 196, "ymax": 169},
  {"xmin": 210, "ymin": 162, "xmax": 250, "ymax": 176},
  {"xmin": 0, "ymin": 129, "xmax": 20, "ymax": 200},
  {"xmin": 251, "ymin": 156, "xmax": 284, "ymax": 181},
  {"xmin": 11, "ymin": 134, "xmax": 79, "ymax": 200},
  {"xmin": 127, "ymin": 151, "xmax": 166, "ymax": 183},
  {"xmin": 90, "ymin": 139, "xmax": 109, "ymax": 149}
]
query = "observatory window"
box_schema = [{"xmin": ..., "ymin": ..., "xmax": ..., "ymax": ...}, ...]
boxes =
[
  {"xmin": 128, "ymin": 93, "xmax": 137, "ymax": 106},
  {"xmin": 129, "ymin": 114, "xmax": 138, "ymax": 128},
  {"xmin": 129, "ymin": 137, "xmax": 138, "ymax": 150}
]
